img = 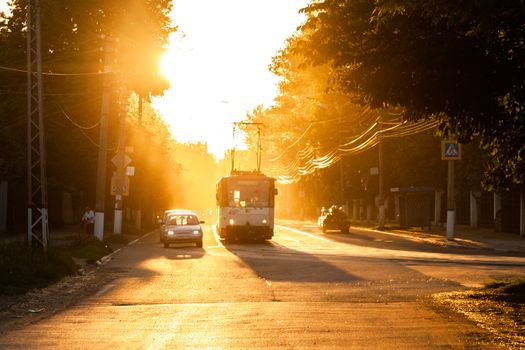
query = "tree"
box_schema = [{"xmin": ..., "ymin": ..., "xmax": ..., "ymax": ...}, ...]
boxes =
[
  {"xmin": 126, "ymin": 94, "xmax": 184, "ymax": 226},
  {"xmin": 0, "ymin": 0, "xmax": 175, "ymax": 228},
  {"xmin": 294, "ymin": 0, "xmax": 525, "ymax": 189}
]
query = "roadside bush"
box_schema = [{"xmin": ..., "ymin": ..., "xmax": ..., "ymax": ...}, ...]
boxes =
[
  {"xmin": 0, "ymin": 243, "xmax": 77, "ymax": 295},
  {"xmin": 69, "ymin": 236, "xmax": 113, "ymax": 264},
  {"xmin": 0, "ymin": 236, "xmax": 114, "ymax": 295},
  {"xmin": 482, "ymin": 277, "xmax": 525, "ymax": 302}
]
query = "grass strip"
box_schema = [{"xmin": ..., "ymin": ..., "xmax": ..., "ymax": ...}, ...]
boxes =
[
  {"xmin": 0, "ymin": 236, "xmax": 114, "ymax": 295},
  {"xmin": 433, "ymin": 277, "xmax": 525, "ymax": 350}
]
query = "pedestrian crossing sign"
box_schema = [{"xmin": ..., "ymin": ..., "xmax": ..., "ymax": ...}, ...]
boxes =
[{"xmin": 441, "ymin": 140, "xmax": 461, "ymax": 160}]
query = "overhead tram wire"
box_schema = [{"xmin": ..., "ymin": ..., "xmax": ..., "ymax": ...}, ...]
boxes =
[
  {"xmin": 268, "ymin": 110, "xmax": 439, "ymax": 184},
  {"xmin": 269, "ymin": 106, "xmax": 379, "ymax": 164},
  {"xmin": 268, "ymin": 116, "xmax": 344, "ymax": 163}
]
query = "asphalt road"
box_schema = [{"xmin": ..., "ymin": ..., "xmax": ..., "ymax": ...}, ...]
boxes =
[{"xmin": 1, "ymin": 221, "xmax": 524, "ymax": 349}]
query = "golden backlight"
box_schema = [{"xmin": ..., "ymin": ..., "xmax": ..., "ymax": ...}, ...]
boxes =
[{"xmin": 153, "ymin": 0, "xmax": 308, "ymax": 160}]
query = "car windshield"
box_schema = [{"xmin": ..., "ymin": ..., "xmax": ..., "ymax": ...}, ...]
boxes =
[{"xmin": 167, "ymin": 215, "xmax": 199, "ymax": 226}]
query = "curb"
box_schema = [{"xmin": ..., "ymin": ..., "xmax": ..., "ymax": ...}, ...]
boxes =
[
  {"xmin": 357, "ymin": 226, "xmax": 523, "ymax": 254},
  {"xmin": 96, "ymin": 230, "xmax": 156, "ymax": 265}
]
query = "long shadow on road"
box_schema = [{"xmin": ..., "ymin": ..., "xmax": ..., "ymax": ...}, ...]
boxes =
[
  {"xmin": 223, "ymin": 239, "xmax": 361, "ymax": 283},
  {"xmin": 281, "ymin": 221, "xmax": 525, "ymax": 258},
  {"xmin": 221, "ymin": 237, "xmax": 469, "ymax": 305}
]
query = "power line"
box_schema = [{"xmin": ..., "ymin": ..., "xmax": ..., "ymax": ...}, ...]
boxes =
[
  {"xmin": 58, "ymin": 104, "xmax": 101, "ymax": 130},
  {"xmin": 267, "ymin": 110, "xmax": 438, "ymax": 184},
  {"xmin": 0, "ymin": 64, "xmax": 107, "ymax": 76},
  {"xmin": 0, "ymin": 88, "xmax": 100, "ymax": 96}
]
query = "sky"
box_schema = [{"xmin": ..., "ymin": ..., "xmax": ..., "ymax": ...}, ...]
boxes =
[
  {"xmin": 0, "ymin": 1, "xmax": 8, "ymax": 14},
  {"xmin": 153, "ymin": 0, "xmax": 309, "ymax": 159},
  {"xmin": 0, "ymin": 0, "xmax": 309, "ymax": 159}
]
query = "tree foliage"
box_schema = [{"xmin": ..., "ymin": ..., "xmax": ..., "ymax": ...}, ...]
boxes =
[
  {"xmin": 241, "ymin": 2, "xmax": 495, "ymax": 214},
  {"xmin": 0, "ymin": 0, "xmax": 178, "ymax": 228},
  {"xmin": 294, "ymin": 0, "xmax": 525, "ymax": 189}
]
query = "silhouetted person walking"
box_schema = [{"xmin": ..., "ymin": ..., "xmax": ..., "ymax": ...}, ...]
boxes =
[{"xmin": 82, "ymin": 206, "xmax": 95, "ymax": 234}]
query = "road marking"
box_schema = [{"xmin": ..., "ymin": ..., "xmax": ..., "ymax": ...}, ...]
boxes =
[
  {"xmin": 95, "ymin": 283, "xmax": 115, "ymax": 297},
  {"xmin": 211, "ymin": 224, "xmax": 224, "ymax": 247},
  {"xmin": 275, "ymin": 224, "xmax": 333, "ymax": 243},
  {"xmin": 278, "ymin": 235, "xmax": 299, "ymax": 243},
  {"xmin": 98, "ymin": 230, "xmax": 155, "ymax": 264}
]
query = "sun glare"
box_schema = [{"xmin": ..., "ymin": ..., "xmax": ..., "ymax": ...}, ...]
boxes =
[
  {"xmin": 0, "ymin": 0, "xmax": 10, "ymax": 15},
  {"xmin": 152, "ymin": 0, "xmax": 308, "ymax": 160},
  {"xmin": 159, "ymin": 51, "xmax": 177, "ymax": 79}
]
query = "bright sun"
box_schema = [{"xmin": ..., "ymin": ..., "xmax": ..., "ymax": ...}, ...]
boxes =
[
  {"xmin": 159, "ymin": 52, "xmax": 176, "ymax": 79},
  {"xmin": 152, "ymin": 0, "xmax": 308, "ymax": 160}
]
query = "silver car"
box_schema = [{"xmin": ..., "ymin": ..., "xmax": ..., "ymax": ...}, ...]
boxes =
[{"xmin": 160, "ymin": 211, "xmax": 204, "ymax": 248}]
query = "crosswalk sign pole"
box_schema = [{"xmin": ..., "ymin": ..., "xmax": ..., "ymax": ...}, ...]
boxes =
[
  {"xmin": 446, "ymin": 159, "xmax": 455, "ymax": 240},
  {"xmin": 441, "ymin": 139, "xmax": 460, "ymax": 240}
]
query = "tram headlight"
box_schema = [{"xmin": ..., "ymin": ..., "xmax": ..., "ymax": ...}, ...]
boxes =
[
  {"xmin": 229, "ymin": 218, "xmax": 235, "ymax": 225},
  {"xmin": 193, "ymin": 230, "xmax": 200, "ymax": 235},
  {"xmin": 261, "ymin": 219, "xmax": 268, "ymax": 225},
  {"xmin": 167, "ymin": 230, "xmax": 175, "ymax": 236}
]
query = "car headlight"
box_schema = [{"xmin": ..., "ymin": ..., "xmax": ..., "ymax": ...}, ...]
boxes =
[
  {"xmin": 261, "ymin": 219, "xmax": 268, "ymax": 224},
  {"xmin": 167, "ymin": 230, "xmax": 175, "ymax": 236},
  {"xmin": 193, "ymin": 230, "xmax": 200, "ymax": 235},
  {"xmin": 229, "ymin": 219, "xmax": 235, "ymax": 225}
]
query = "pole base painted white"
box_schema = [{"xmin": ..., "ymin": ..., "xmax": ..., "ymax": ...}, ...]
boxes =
[
  {"xmin": 446, "ymin": 209, "xmax": 455, "ymax": 240},
  {"xmin": 114, "ymin": 209, "xmax": 122, "ymax": 234},
  {"xmin": 94, "ymin": 212, "xmax": 104, "ymax": 241}
]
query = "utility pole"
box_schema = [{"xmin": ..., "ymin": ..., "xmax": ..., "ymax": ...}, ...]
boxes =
[
  {"xmin": 26, "ymin": 0, "xmax": 49, "ymax": 251},
  {"xmin": 94, "ymin": 38, "xmax": 113, "ymax": 241},
  {"xmin": 446, "ymin": 158, "xmax": 455, "ymax": 239},
  {"xmin": 378, "ymin": 110, "xmax": 385, "ymax": 229},
  {"xmin": 135, "ymin": 95, "xmax": 143, "ymax": 230},
  {"xmin": 113, "ymin": 81, "xmax": 128, "ymax": 234},
  {"xmin": 339, "ymin": 116, "xmax": 345, "ymax": 208}
]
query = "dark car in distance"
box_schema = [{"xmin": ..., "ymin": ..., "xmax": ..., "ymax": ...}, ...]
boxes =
[{"xmin": 318, "ymin": 206, "xmax": 351, "ymax": 233}]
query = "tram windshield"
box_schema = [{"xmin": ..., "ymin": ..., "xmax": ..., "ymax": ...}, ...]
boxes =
[{"xmin": 227, "ymin": 180, "xmax": 270, "ymax": 208}]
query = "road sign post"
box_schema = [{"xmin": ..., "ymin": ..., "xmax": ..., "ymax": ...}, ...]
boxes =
[{"xmin": 442, "ymin": 140, "xmax": 461, "ymax": 240}]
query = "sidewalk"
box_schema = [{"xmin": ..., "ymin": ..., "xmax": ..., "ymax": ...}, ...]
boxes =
[
  {"xmin": 359, "ymin": 225, "xmax": 525, "ymax": 254},
  {"xmin": 279, "ymin": 218, "xmax": 525, "ymax": 255}
]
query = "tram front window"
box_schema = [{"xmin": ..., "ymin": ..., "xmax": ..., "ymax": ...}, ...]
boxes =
[{"xmin": 228, "ymin": 181, "xmax": 269, "ymax": 208}]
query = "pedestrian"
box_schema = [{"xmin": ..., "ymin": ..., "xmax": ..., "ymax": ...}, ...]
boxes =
[{"xmin": 81, "ymin": 206, "xmax": 95, "ymax": 234}]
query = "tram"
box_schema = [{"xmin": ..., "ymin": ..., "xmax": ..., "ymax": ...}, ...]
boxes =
[{"xmin": 216, "ymin": 170, "xmax": 277, "ymax": 241}]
